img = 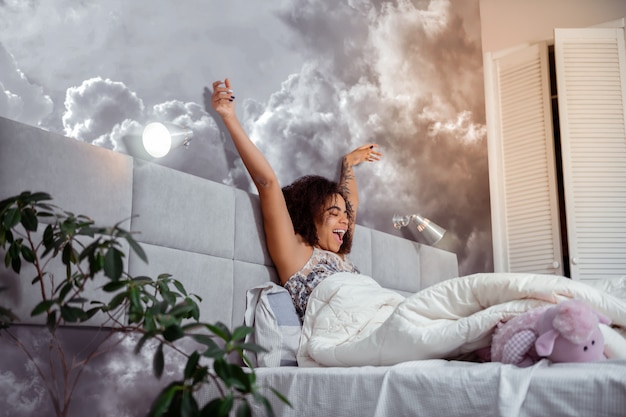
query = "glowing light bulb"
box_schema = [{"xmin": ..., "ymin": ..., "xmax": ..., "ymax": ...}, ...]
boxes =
[{"xmin": 142, "ymin": 122, "xmax": 172, "ymax": 158}]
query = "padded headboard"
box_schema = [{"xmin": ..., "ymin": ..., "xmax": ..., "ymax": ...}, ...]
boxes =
[{"xmin": 0, "ymin": 117, "xmax": 459, "ymax": 329}]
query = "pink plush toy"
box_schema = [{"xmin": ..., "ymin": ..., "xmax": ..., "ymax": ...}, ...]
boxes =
[{"xmin": 491, "ymin": 299, "xmax": 610, "ymax": 366}]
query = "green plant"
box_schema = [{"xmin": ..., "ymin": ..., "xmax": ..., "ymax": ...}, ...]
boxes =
[{"xmin": 0, "ymin": 191, "xmax": 290, "ymax": 417}]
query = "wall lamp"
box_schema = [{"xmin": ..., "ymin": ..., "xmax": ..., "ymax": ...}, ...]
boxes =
[
  {"xmin": 142, "ymin": 122, "xmax": 193, "ymax": 158},
  {"xmin": 392, "ymin": 214, "xmax": 447, "ymax": 246}
]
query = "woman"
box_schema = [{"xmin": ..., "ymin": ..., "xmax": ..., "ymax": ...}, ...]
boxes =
[{"xmin": 211, "ymin": 78, "xmax": 381, "ymax": 319}]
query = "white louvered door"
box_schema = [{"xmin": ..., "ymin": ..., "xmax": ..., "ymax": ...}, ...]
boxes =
[
  {"xmin": 485, "ymin": 43, "xmax": 564, "ymax": 275},
  {"xmin": 554, "ymin": 28, "xmax": 626, "ymax": 281}
]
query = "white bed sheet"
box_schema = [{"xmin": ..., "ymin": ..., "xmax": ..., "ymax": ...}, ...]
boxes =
[{"xmin": 235, "ymin": 359, "xmax": 626, "ymax": 417}]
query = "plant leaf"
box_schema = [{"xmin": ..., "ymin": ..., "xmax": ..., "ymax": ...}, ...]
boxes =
[
  {"xmin": 229, "ymin": 364, "xmax": 250, "ymax": 392},
  {"xmin": 46, "ymin": 310, "xmax": 57, "ymax": 332},
  {"xmin": 20, "ymin": 207, "xmax": 38, "ymax": 231},
  {"xmin": 24, "ymin": 191, "xmax": 52, "ymax": 203},
  {"xmin": 201, "ymin": 395, "xmax": 233, "ymax": 417},
  {"xmin": 147, "ymin": 382, "xmax": 181, "ymax": 417},
  {"xmin": 254, "ymin": 392, "xmax": 276, "ymax": 417},
  {"xmin": 11, "ymin": 256, "xmax": 21, "ymax": 274},
  {"xmin": 213, "ymin": 359, "xmax": 249, "ymax": 391},
  {"xmin": 162, "ymin": 324, "xmax": 184, "ymax": 342},
  {"xmin": 131, "ymin": 275, "xmax": 154, "ymax": 285},
  {"xmin": 0, "ymin": 305, "xmax": 19, "ymax": 328},
  {"xmin": 31, "ymin": 299, "xmax": 56, "ymax": 316},
  {"xmin": 20, "ymin": 245, "xmax": 36, "ymax": 263},
  {"xmin": 191, "ymin": 334, "xmax": 224, "ymax": 359},
  {"xmin": 189, "ymin": 333, "xmax": 216, "ymax": 346},
  {"xmin": 0, "ymin": 227, "xmax": 8, "ymax": 247},
  {"xmin": 104, "ymin": 292, "xmax": 127, "ymax": 312},
  {"xmin": 172, "ymin": 279, "xmax": 187, "ymax": 296},
  {"xmin": 134, "ymin": 333, "xmax": 150, "ymax": 355},
  {"xmin": 206, "ymin": 322, "xmax": 231, "ymax": 341},
  {"xmin": 104, "ymin": 247, "xmax": 123, "ymax": 280},
  {"xmin": 57, "ymin": 282, "xmax": 74, "ymax": 303},
  {"xmin": 191, "ymin": 365, "xmax": 208, "ymax": 385},
  {"xmin": 0, "ymin": 196, "xmax": 17, "ymax": 213},
  {"xmin": 236, "ymin": 400, "xmax": 252, "ymax": 417},
  {"xmin": 125, "ymin": 234, "xmax": 148, "ymax": 263},
  {"xmin": 270, "ymin": 387, "xmax": 292, "ymax": 407},
  {"xmin": 169, "ymin": 300, "xmax": 196, "ymax": 319},
  {"xmin": 61, "ymin": 244, "xmax": 74, "ymax": 266},
  {"xmin": 213, "ymin": 358, "xmax": 231, "ymax": 385},
  {"xmin": 190, "ymin": 301, "xmax": 200, "ymax": 321},
  {"xmin": 83, "ymin": 307, "xmax": 100, "ymax": 320},
  {"xmin": 102, "ymin": 280, "xmax": 127, "ymax": 292},
  {"xmin": 42, "ymin": 224, "xmax": 54, "ymax": 250},
  {"xmin": 129, "ymin": 287, "xmax": 142, "ymax": 311},
  {"xmin": 3, "ymin": 208, "xmax": 21, "ymax": 229},
  {"xmin": 184, "ymin": 351, "xmax": 200, "ymax": 380},
  {"xmin": 153, "ymin": 342, "xmax": 164, "ymax": 378},
  {"xmin": 236, "ymin": 343, "xmax": 268, "ymax": 354},
  {"xmin": 180, "ymin": 390, "xmax": 199, "ymax": 417},
  {"xmin": 231, "ymin": 326, "xmax": 254, "ymax": 342},
  {"xmin": 60, "ymin": 305, "xmax": 87, "ymax": 323}
]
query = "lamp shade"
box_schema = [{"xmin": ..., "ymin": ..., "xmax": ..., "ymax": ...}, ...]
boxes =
[
  {"xmin": 142, "ymin": 122, "xmax": 192, "ymax": 158},
  {"xmin": 393, "ymin": 213, "xmax": 447, "ymax": 246}
]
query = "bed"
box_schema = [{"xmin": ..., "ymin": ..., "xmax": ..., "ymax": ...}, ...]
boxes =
[
  {"xmin": 240, "ymin": 271, "xmax": 626, "ymax": 416},
  {"xmin": 1, "ymin": 116, "xmax": 625, "ymax": 417}
]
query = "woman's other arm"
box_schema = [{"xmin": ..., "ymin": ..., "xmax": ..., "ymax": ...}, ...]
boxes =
[
  {"xmin": 211, "ymin": 79, "xmax": 312, "ymax": 283},
  {"xmin": 340, "ymin": 144, "xmax": 382, "ymax": 232}
]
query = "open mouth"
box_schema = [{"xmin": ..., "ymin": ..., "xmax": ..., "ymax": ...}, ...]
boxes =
[{"xmin": 333, "ymin": 229, "xmax": 346, "ymax": 245}]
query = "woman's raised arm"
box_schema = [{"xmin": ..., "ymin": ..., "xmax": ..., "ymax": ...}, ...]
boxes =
[
  {"xmin": 339, "ymin": 144, "xmax": 382, "ymax": 233},
  {"xmin": 211, "ymin": 79, "xmax": 312, "ymax": 283}
]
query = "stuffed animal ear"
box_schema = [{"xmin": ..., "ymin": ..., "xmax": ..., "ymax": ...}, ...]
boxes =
[
  {"xmin": 596, "ymin": 311, "xmax": 611, "ymax": 326},
  {"xmin": 535, "ymin": 329, "xmax": 559, "ymax": 356}
]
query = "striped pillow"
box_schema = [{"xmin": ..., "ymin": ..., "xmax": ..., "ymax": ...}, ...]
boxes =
[{"xmin": 244, "ymin": 282, "xmax": 302, "ymax": 367}]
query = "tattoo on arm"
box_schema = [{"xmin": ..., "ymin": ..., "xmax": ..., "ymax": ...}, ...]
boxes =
[{"xmin": 339, "ymin": 158, "xmax": 354, "ymax": 196}]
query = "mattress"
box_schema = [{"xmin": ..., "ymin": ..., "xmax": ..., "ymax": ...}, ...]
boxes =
[{"xmin": 198, "ymin": 359, "xmax": 626, "ymax": 417}]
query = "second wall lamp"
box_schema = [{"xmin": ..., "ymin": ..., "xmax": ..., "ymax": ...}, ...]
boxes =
[{"xmin": 392, "ymin": 213, "xmax": 447, "ymax": 246}]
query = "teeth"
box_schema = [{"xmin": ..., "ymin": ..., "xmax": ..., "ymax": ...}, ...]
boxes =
[{"xmin": 333, "ymin": 229, "xmax": 346, "ymax": 236}]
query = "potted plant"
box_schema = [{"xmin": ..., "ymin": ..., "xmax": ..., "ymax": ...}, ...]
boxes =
[{"xmin": 0, "ymin": 191, "xmax": 289, "ymax": 417}]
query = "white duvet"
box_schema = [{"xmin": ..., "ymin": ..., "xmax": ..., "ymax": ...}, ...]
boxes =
[{"xmin": 297, "ymin": 272, "xmax": 626, "ymax": 367}]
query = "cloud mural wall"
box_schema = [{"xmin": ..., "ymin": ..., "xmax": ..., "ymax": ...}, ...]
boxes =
[
  {"xmin": 0, "ymin": 1, "xmax": 492, "ymax": 414},
  {"xmin": 0, "ymin": 0, "xmax": 492, "ymax": 274}
]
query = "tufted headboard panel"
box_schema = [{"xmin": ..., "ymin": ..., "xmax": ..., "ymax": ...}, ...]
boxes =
[{"xmin": 0, "ymin": 116, "xmax": 458, "ymax": 329}]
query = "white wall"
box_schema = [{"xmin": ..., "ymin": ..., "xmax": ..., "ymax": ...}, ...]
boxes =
[{"xmin": 479, "ymin": 0, "xmax": 626, "ymax": 53}]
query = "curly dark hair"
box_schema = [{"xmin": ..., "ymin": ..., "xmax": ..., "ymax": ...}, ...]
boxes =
[{"xmin": 282, "ymin": 175, "xmax": 354, "ymax": 255}]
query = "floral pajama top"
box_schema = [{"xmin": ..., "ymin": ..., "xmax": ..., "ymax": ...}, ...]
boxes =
[{"xmin": 284, "ymin": 247, "xmax": 359, "ymax": 322}]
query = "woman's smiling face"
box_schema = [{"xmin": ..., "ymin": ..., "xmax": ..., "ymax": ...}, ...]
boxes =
[{"xmin": 314, "ymin": 193, "xmax": 350, "ymax": 253}]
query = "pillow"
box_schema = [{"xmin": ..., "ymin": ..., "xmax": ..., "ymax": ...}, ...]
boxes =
[{"xmin": 244, "ymin": 281, "xmax": 301, "ymax": 367}]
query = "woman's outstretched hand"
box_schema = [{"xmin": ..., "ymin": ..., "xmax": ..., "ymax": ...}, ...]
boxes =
[
  {"xmin": 211, "ymin": 78, "xmax": 236, "ymax": 118},
  {"xmin": 344, "ymin": 144, "xmax": 382, "ymax": 167}
]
